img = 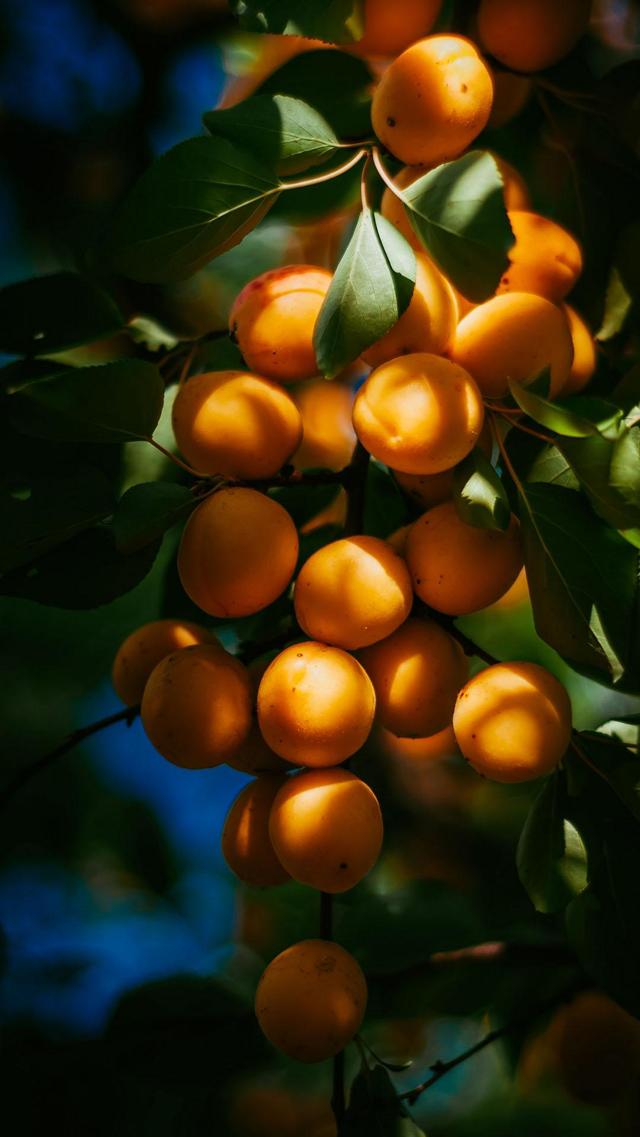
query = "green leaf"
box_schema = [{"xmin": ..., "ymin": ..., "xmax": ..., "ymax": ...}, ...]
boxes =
[
  {"xmin": 110, "ymin": 137, "xmax": 280, "ymax": 283},
  {"xmin": 596, "ymin": 266, "xmax": 632, "ymax": 341},
  {"xmin": 112, "ymin": 483, "xmax": 196, "ymax": 553},
  {"xmin": 610, "ymin": 427, "xmax": 640, "ymax": 510},
  {"xmin": 559, "ymin": 435, "xmax": 640, "ymax": 533},
  {"xmin": 204, "ymin": 94, "xmax": 340, "ymax": 176},
  {"xmin": 453, "ymin": 447, "xmax": 510, "ymax": 531},
  {"xmin": 340, "ymin": 1064, "xmax": 426, "ymax": 1137},
  {"xmin": 364, "ymin": 460, "xmax": 411, "ymax": 538},
  {"xmin": 508, "ymin": 380, "xmax": 624, "ymax": 440},
  {"xmin": 0, "ymin": 273, "xmax": 123, "ymax": 357},
  {"xmin": 127, "ymin": 315, "xmax": 180, "ymax": 353},
  {"xmin": 314, "ymin": 209, "xmax": 416, "ymax": 377},
  {"xmin": 257, "ymin": 48, "xmax": 373, "ymax": 138},
  {"xmin": 270, "ymin": 479, "xmax": 341, "ymax": 528},
  {"xmin": 517, "ymin": 774, "xmax": 587, "ymax": 914},
  {"xmin": 230, "ymin": 0, "xmax": 363, "ymax": 42},
  {"xmin": 402, "ymin": 150, "xmax": 514, "ymax": 302},
  {"xmin": 9, "ymin": 360, "xmax": 164, "ymax": 444}
]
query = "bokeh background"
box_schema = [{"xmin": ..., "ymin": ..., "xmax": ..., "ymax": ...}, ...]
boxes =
[{"xmin": 1, "ymin": 2, "xmax": 640, "ymax": 1134}]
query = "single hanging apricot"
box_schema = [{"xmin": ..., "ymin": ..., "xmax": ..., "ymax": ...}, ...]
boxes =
[
  {"xmin": 349, "ymin": 0, "xmax": 442, "ymax": 58},
  {"xmin": 112, "ymin": 618, "xmax": 217, "ymax": 706},
  {"xmin": 477, "ymin": 0, "xmax": 592, "ymax": 74}
]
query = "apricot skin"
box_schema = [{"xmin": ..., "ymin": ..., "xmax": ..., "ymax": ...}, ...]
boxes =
[
  {"xmin": 294, "ymin": 536, "xmax": 413, "ymax": 650},
  {"xmin": 257, "ymin": 641, "xmax": 376, "ymax": 767},
  {"xmin": 498, "ymin": 211, "xmax": 583, "ymax": 302},
  {"xmin": 449, "ymin": 292, "xmax": 574, "ymax": 399},
  {"xmin": 178, "ymin": 487, "xmax": 299, "ymax": 618},
  {"xmin": 141, "ymin": 644, "xmax": 252, "ymax": 769},
  {"xmin": 477, "ymin": 0, "xmax": 592, "ymax": 74},
  {"xmin": 229, "ymin": 265, "xmax": 332, "ymax": 383},
  {"xmin": 362, "ymin": 255, "xmax": 458, "ymax": 368},
  {"xmin": 255, "ymin": 939, "xmax": 367, "ymax": 1062},
  {"xmin": 552, "ymin": 991, "xmax": 640, "ymax": 1105},
  {"xmin": 380, "ymin": 723, "xmax": 459, "ymax": 763},
  {"xmin": 293, "ymin": 379, "xmax": 356, "ymax": 471},
  {"xmin": 371, "ymin": 35, "xmax": 494, "ymax": 167},
  {"xmin": 172, "ymin": 370, "xmax": 302, "ymax": 478},
  {"xmin": 406, "ymin": 502, "xmax": 523, "ymax": 615},
  {"xmin": 222, "ymin": 775, "xmax": 291, "ymax": 887},
  {"xmin": 353, "ymin": 353, "xmax": 485, "ymax": 476},
  {"xmin": 452, "ymin": 661, "xmax": 572, "ymax": 783},
  {"xmin": 392, "ymin": 418, "xmax": 492, "ymax": 510},
  {"xmin": 112, "ymin": 619, "xmax": 216, "ymax": 706},
  {"xmin": 488, "ymin": 68, "xmax": 532, "ymax": 127},
  {"xmin": 349, "ymin": 0, "xmax": 442, "ymax": 57},
  {"xmin": 269, "ymin": 767, "xmax": 383, "ymax": 893},
  {"xmin": 561, "ymin": 305, "xmax": 597, "ymax": 394},
  {"xmin": 359, "ymin": 617, "xmax": 468, "ymax": 738}
]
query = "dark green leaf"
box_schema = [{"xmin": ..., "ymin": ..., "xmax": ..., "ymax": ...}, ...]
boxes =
[
  {"xmin": 596, "ymin": 266, "xmax": 632, "ymax": 341},
  {"xmin": 508, "ymin": 380, "xmax": 624, "ymax": 440},
  {"xmin": 402, "ymin": 150, "xmax": 513, "ymax": 302},
  {"xmin": 9, "ymin": 359, "xmax": 164, "ymax": 443},
  {"xmin": 364, "ymin": 461, "xmax": 412, "ymax": 538},
  {"xmin": 524, "ymin": 442, "xmax": 580, "ymax": 490},
  {"xmin": 230, "ymin": 0, "xmax": 363, "ymax": 43},
  {"xmin": 257, "ymin": 48, "xmax": 373, "ymax": 138},
  {"xmin": 559, "ymin": 435, "xmax": 640, "ymax": 535},
  {"xmin": 110, "ymin": 137, "xmax": 280, "ymax": 283},
  {"xmin": 453, "ymin": 447, "xmax": 510, "ymax": 530},
  {"xmin": 112, "ymin": 483, "xmax": 195, "ymax": 553},
  {"xmin": 314, "ymin": 209, "xmax": 416, "ymax": 377},
  {"xmin": 270, "ymin": 479, "xmax": 341, "ymax": 528},
  {"xmin": 0, "ymin": 273, "xmax": 123, "ymax": 356},
  {"xmin": 340, "ymin": 1064, "xmax": 426, "ymax": 1137},
  {"xmin": 204, "ymin": 94, "xmax": 340, "ymax": 175},
  {"xmin": 196, "ymin": 335, "xmax": 246, "ymax": 372},
  {"xmin": 517, "ymin": 774, "xmax": 587, "ymax": 914},
  {"xmin": 610, "ymin": 427, "xmax": 640, "ymax": 510}
]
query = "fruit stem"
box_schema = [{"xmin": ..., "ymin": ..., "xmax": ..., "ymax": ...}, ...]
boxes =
[
  {"xmin": 279, "ymin": 148, "xmax": 368, "ymax": 193},
  {"xmin": 371, "ymin": 146, "xmax": 403, "ymax": 197}
]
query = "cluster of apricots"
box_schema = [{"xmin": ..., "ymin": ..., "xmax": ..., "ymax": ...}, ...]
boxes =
[{"xmin": 109, "ymin": 0, "xmax": 595, "ymax": 1072}]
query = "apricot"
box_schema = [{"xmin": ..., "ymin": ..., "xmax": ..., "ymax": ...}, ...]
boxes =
[
  {"xmin": 359, "ymin": 617, "xmax": 468, "ymax": 737},
  {"xmin": 227, "ymin": 1083, "xmax": 300, "ymax": 1137},
  {"xmin": 498, "ymin": 211, "xmax": 583, "ymax": 301},
  {"xmin": 229, "ymin": 265, "xmax": 332, "ymax": 383},
  {"xmin": 392, "ymin": 418, "xmax": 492, "ymax": 509},
  {"xmin": 269, "ymin": 767, "xmax": 383, "ymax": 892},
  {"xmin": 141, "ymin": 644, "xmax": 252, "ymax": 769},
  {"xmin": 226, "ymin": 659, "xmax": 293, "ymax": 775},
  {"xmin": 488, "ymin": 68, "xmax": 532, "ymax": 127},
  {"xmin": 561, "ymin": 305, "xmax": 597, "ymax": 394},
  {"xmin": 178, "ymin": 487, "xmax": 298, "ymax": 618},
  {"xmin": 112, "ymin": 618, "xmax": 216, "ymax": 706},
  {"xmin": 219, "ymin": 36, "xmax": 329, "ymax": 110},
  {"xmin": 257, "ymin": 641, "xmax": 376, "ymax": 766},
  {"xmin": 477, "ymin": 0, "xmax": 592, "ymax": 74},
  {"xmin": 380, "ymin": 723, "xmax": 459, "ymax": 762},
  {"xmin": 551, "ymin": 991, "xmax": 640, "ymax": 1105},
  {"xmin": 381, "ymin": 167, "xmax": 424, "ymax": 250},
  {"xmin": 406, "ymin": 501, "xmax": 523, "ymax": 614},
  {"xmin": 449, "ymin": 292, "xmax": 574, "ymax": 398},
  {"xmin": 293, "ymin": 379, "xmax": 356, "ymax": 471},
  {"xmin": 492, "ymin": 155, "xmax": 531, "ymax": 211},
  {"xmin": 171, "ymin": 370, "xmax": 302, "ymax": 478},
  {"xmin": 255, "ymin": 939, "xmax": 367, "ymax": 1061},
  {"xmin": 452, "ymin": 661, "xmax": 572, "ymax": 782},
  {"xmin": 353, "ymin": 353, "xmax": 484, "ymax": 475},
  {"xmin": 294, "ymin": 536, "xmax": 413, "ymax": 649},
  {"xmin": 222, "ymin": 775, "xmax": 291, "ymax": 887},
  {"xmin": 349, "ymin": 0, "xmax": 442, "ymax": 57},
  {"xmin": 371, "ymin": 35, "xmax": 494, "ymax": 167},
  {"xmin": 387, "ymin": 524, "xmax": 413, "ymax": 557},
  {"xmin": 362, "ymin": 254, "xmax": 458, "ymax": 368}
]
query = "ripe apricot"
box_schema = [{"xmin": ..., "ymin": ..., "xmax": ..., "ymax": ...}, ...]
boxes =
[
  {"xmin": 371, "ymin": 35, "xmax": 494, "ymax": 167},
  {"xmin": 227, "ymin": 1083, "xmax": 300, "ymax": 1137},
  {"xmin": 353, "ymin": 353, "xmax": 484, "ymax": 476},
  {"xmin": 380, "ymin": 723, "xmax": 459, "ymax": 762},
  {"xmin": 222, "ymin": 775, "xmax": 291, "ymax": 887},
  {"xmin": 229, "ymin": 265, "xmax": 332, "ymax": 383},
  {"xmin": 492, "ymin": 155, "xmax": 531, "ymax": 211},
  {"xmin": 349, "ymin": 0, "xmax": 442, "ymax": 57},
  {"xmin": 178, "ymin": 487, "xmax": 298, "ymax": 618},
  {"xmin": 269, "ymin": 768, "xmax": 383, "ymax": 892},
  {"xmin": 561, "ymin": 305, "xmax": 597, "ymax": 394},
  {"xmin": 141, "ymin": 644, "xmax": 252, "ymax": 769},
  {"xmin": 551, "ymin": 991, "xmax": 640, "ymax": 1105},
  {"xmin": 387, "ymin": 524, "xmax": 413, "ymax": 557},
  {"xmin": 359, "ymin": 617, "xmax": 468, "ymax": 737},
  {"xmin": 294, "ymin": 536, "xmax": 413, "ymax": 649},
  {"xmin": 255, "ymin": 939, "xmax": 367, "ymax": 1062},
  {"xmin": 112, "ymin": 618, "xmax": 216, "ymax": 706},
  {"xmin": 172, "ymin": 370, "xmax": 302, "ymax": 478},
  {"xmin": 406, "ymin": 501, "xmax": 523, "ymax": 614},
  {"xmin": 293, "ymin": 379, "xmax": 356, "ymax": 471},
  {"xmin": 392, "ymin": 418, "xmax": 492, "ymax": 510},
  {"xmin": 488, "ymin": 68, "xmax": 532, "ymax": 127},
  {"xmin": 227, "ymin": 659, "xmax": 293, "ymax": 775},
  {"xmin": 381, "ymin": 167, "xmax": 424, "ymax": 250},
  {"xmin": 477, "ymin": 0, "xmax": 592, "ymax": 74},
  {"xmin": 362, "ymin": 254, "xmax": 458, "ymax": 368},
  {"xmin": 498, "ymin": 211, "xmax": 583, "ymax": 301},
  {"xmin": 449, "ymin": 292, "xmax": 574, "ymax": 398},
  {"xmin": 452, "ymin": 661, "xmax": 572, "ymax": 782}
]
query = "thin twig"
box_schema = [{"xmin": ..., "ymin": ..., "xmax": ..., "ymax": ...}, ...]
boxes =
[
  {"xmin": 280, "ymin": 148, "xmax": 368, "ymax": 193},
  {"xmin": 144, "ymin": 436, "xmax": 207, "ymax": 478},
  {"xmin": 371, "ymin": 147, "xmax": 402, "ymax": 196}
]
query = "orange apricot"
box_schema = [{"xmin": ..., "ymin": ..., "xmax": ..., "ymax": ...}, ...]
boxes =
[
  {"xmin": 141, "ymin": 644, "xmax": 252, "ymax": 769},
  {"xmin": 359, "ymin": 617, "xmax": 468, "ymax": 737},
  {"xmin": 449, "ymin": 292, "xmax": 574, "ymax": 398},
  {"xmin": 487, "ymin": 67, "xmax": 533, "ymax": 127},
  {"xmin": 294, "ymin": 536, "xmax": 413, "ymax": 649},
  {"xmin": 257, "ymin": 641, "xmax": 376, "ymax": 766},
  {"xmin": 551, "ymin": 990, "xmax": 640, "ymax": 1105},
  {"xmin": 380, "ymin": 723, "xmax": 459, "ymax": 762},
  {"xmin": 381, "ymin": 167, "xmax": 424, "ymax": 250},
  {"xmin": 392, "ymin": 419, "xmax": 492, "ymax": 509},
  {"xmin": 387, "ymin": 524, "xmax": 413, "ymax": 557},
  {"xmin": 229, "ymin": 265, "xmax": 332, "ymax": 383},
  {"xmin": 492, "ymin": 155, "xmax": 531, "ymax": 211},
  {"xmin": 371, "ymin": 35, "xmax": 494, "ymax": 166},
  {"xmin": 269, "ymin": 767, "xmax": 383, "ymax": 892},
  {"xmin": 172, "ymin": 370, "xmax": 302, "ymax": 478},
  {"xmin": 178, "ymin": 487, "xmax": 298, "ymax": 618},
  {"xmin": 477, "ymin": 0, "xmax": 592, "ymax": 74},
  {"xmin": 498, "ymin": 211, "xmax": 583, "ymax": 301},
  {"xmin": 349, "ymin": 0, "xmax": 442, "ymax": 57},
  {"xmin": 227, "ymin": 1083, "xmax": 300, "ymax": 1137},
  {"xmin": 362, "ymin": 254, "xmax": 458, "ymax": 368},
  {"xmin": 112, "ymin": 618, "xmax": 216, "ymax": 706},
  {"xmin": 406, "ymin": 501, "xmax": 523, "ymax": 614},
  {"xmin": 561, "ymin": 304, "xmax": 597, "ymax": 394},
  {"xmin": 227, "ymin": 659, "xmax": 293, "ymax": 775},
  {"xmin": 255, "ymin": 939, "xmax": 367, "ymax": 1061},
  {"xmin": 452, "ymin": 661, "xmax": 572, "ymax": 782},
  {"xmin": 293, "ymin": 379, "xmax": 356, "ymax": 471},
  {"xmin": 353, "ymin": 353, "xmax": 484, "ymax": 475},
  {"xmin": 222, "ymin": 775, "xmax": 291, "ymax": 887}
]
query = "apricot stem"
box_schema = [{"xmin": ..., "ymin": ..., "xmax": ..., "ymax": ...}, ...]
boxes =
[
  {"xmin": 145, "ymin": 437, "xmax": 209, "ymax": 478},
  {"xmin": 371, "ymin": 146, "xmax": 402, "ymax": 197},
  {"xmin": 279, "ymin": 148, "xmax": 368, "ymax": 192}
]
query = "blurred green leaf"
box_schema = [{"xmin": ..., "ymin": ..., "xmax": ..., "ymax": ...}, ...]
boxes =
[
  {"xmin": 127, "ymin": 315, "xmax": 180, "ymax": 353},
  {"xmin": 517, "ymin": 774, "xmax": 587, "ymax": 915},
  {"xmin": 230, "ymin": 0, "xmax": 363, "ymax": 42},
  {"xmin": 508, "ymin": 380, "xmax": 624, "ymax": 440},
  {"xmin": 0, "ymin": 273, "xmax": 123, "ymax": 357},
  {"xmin": 112, "ymin": 483, "xmax": 195, "ymax": 553},
  {"xmin": 453, "ymin": 448, "xmax": 510, "ymax": 530},
  {"xmin": 204, "ymin": 94, "xmax": 340, "ymax": 175},
  {"xmin": 596, "ymin": 266, "xmax": 632, "ymax": 341},
  {"xmin": 257, "ymin": 48, "xmax": 373, "ymax": 138},
  {"xmin": 364, "ymin": 461, "xmax": 411, "ymax": 538},
  {"xmin": 270, "ymin": 478, "xmax": 340, "ymax": 527}
]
